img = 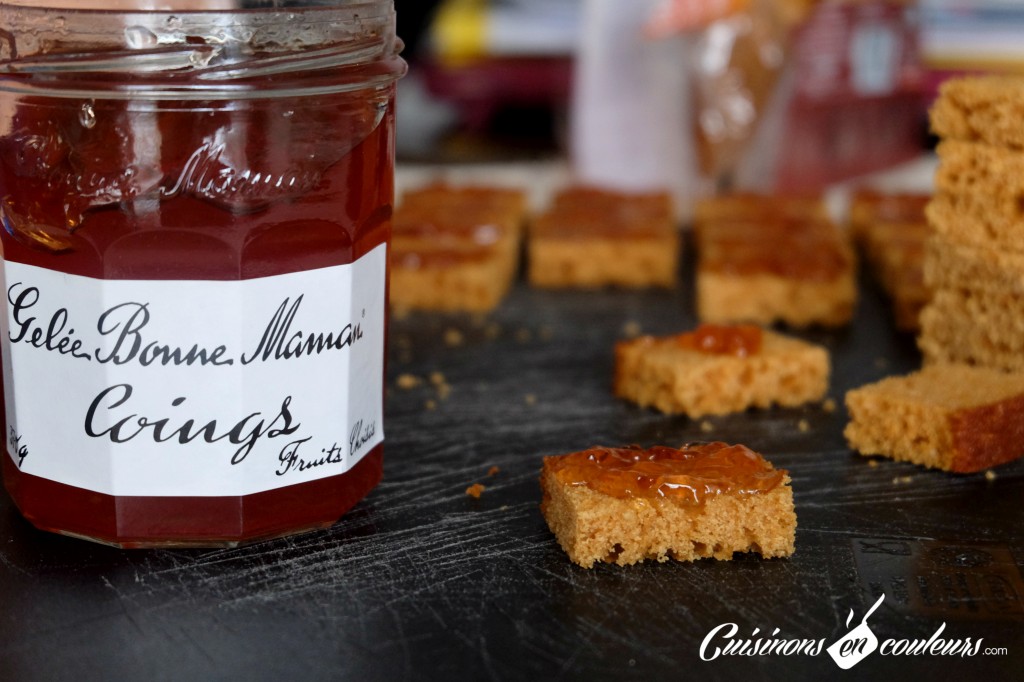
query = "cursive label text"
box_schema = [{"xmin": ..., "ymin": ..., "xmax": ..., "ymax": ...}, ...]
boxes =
[
  {"xmin": 84, "ymin": 385, "xmax": 300, "ymax": 464},
  {"xmin": 241, "ymin": 295, "xmax": 361, "ymax": 364}
]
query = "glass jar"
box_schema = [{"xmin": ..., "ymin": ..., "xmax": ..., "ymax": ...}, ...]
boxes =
[{"xmin": 0, "ymin": 1, "xmax": 405, "ymax": 547}]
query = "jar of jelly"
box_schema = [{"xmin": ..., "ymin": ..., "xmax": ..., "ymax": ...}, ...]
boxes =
[{"xmin": 0, "ymin": 1, "xmax": 405, "ymax": 546}]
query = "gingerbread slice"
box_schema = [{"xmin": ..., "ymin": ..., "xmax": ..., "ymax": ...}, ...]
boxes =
[
  {"xmin": 540, "ymin": 442, "xmax": 796, "ymax": 568},
  {"xmin": 845, "ymin": 364, "xmax": 1024, "ymax": 473},
  {"xmin": 614, "ymin": 324, "xmax": 829, "ymax": 417}
]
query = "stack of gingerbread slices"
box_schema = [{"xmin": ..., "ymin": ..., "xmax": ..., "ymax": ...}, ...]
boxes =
[{"xmin": 919, "ymin": 76, "xmax": 1024, "ymax": 371}]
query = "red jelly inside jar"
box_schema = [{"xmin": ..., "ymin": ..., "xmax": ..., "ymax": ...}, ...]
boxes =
[{"xmin": 0, "ymin": 3, "xmax": 406, "ymax": 547}]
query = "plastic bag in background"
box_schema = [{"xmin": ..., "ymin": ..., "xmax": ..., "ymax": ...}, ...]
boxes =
[
  {"xmin": 687, "ymin": 0, "xmax": 799, "ymax": 186},
  {"xmin": 686, "ymin": 0, "xmax": 926, "ymax": 193},
  {"xmin": 570, "ymin": 0, "xmax": 709, "ymax": 220},
  {"xmin": 572, "ymin": 0, "xmax": 925, "ymax": 206}
]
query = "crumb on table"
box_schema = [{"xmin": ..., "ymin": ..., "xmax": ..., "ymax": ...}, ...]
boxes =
[
  {"xmin": 395, "ymin": 373, "xmax": 421, "ymax": 390},
  {"xmin": 443, "ymin": 328, "xmax": 464, "ymax": 347},
  {"xmin": 466, "ymin": 483, "xmax": 486, "ymax": 498}
]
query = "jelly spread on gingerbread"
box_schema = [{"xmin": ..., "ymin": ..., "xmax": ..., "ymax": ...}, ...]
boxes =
[
  {"xmin": 704, "ymin": 240, "xmax": 850, "ymax": 281},
  {"xmin": 531, "ymin": 187, "xmax": 674, "ymax": 239},
  {"xmin": 546, "ymin": 442, "xmax": 785, "ymax": 504},
  {"xmin": 675, "ymin": 324, "xmax": 762, "ymax": 357},
  {"xmin": 531, "ymin": 209, "xmax": 668, "ymax": 239},
  {"xmin": 700, "ymin": 216, "xmax": 850, "ymax": 282}
]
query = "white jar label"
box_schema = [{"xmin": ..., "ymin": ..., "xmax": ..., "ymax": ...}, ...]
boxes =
[{"xmin": 0, "ymin": 244, "xmax": 386, "ymax": 497}]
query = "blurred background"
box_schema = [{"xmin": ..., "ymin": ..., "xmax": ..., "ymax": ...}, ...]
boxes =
[{"xmin": 394, "ymin": 0, "xmax": 1024, "ymax": 210}]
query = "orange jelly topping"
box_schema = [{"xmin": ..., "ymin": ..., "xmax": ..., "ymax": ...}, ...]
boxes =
[
  {"xmin": 546, "ymin": 442, "xmax": 785, "ymax": 504},
  {"xmin": 675, "ymin": 324, "xmax": 763, "ymax": 357}
]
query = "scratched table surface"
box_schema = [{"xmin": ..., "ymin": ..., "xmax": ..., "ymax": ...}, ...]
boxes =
[{"xmin": 1, "ymin": 258, "xmax": 1023, "ymax": 681}]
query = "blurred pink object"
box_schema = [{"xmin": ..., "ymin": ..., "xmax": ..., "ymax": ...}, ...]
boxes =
[{"xmin": 765, "ymin": 0, "xmax": 927, "ymax": 192}]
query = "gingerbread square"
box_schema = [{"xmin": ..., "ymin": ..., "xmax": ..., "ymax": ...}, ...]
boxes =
[
  {"xmin": 389, "ymin": 185, "xmax": 526, "ymax": 312},
  {"xmin": 540, "ymin": 443, "xmax": 796, "ymax": 568},
  {"xmin": 614, "ymin": 324, "xmax": 829, "ymax": 417},
  {"xmin": 845, "ymin": 364, "xmax": 1024, "ymax": 473},
  {"xmin": 528, "ymin": 187, "xmax": 679, "ymax": 289},
  {"xmin": 695, "ymin": 194, "xmax": 856, "ymax": 327}
]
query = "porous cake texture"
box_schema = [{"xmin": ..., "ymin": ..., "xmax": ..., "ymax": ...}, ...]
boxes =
[
  {"xmin": 540, "ymin": 443, "xmax": 796, "ymax": 568},
  {"xmin": 930, "ymin": 75, "xmax": 1024, "ymax": 150},
  {"xmin": 919, "ymin": 289, "xmax": 1024, "ymax": 373},
  {"xmin": 927, "ymin": 192, "xmax": 1024, "ymax": 252},
  {"xmin": 923, "ymin": 237, "xmax": 1024, "ymax": 295},
  {"xmin": 934, "ymin": 139, "xmax": 1024, "ymax": 199},
  {"xmin": 845, "ymin": 364, "xmax": 1024, "ymax": 473},
  {"xmin": 694, "ymin": 194, "xmax": 856, "ymax": 327},
  {"xmin": 527, "ymin": 187, "xmax": 679, "ymax": 289},
  {"xmin": 614, "ymin": 327, "xmax": 829, "ymax": 417},
  {"xmin": 925, "ymin": 287, "xmax": 1024, "ymax": 347}
]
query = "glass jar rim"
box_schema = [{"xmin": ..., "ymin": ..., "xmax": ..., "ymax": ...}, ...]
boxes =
[
  {"xmin": 0, "ymin": 1, "xmax": 405, "ymax": 99},
  {"xmin": 0, "ymin": 1, "xmax": 377, "ymax": 9}
]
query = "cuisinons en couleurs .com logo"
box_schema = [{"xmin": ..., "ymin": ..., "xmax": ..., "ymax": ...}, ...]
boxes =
[
  {"xmin": 827, "ymin": 594, "xmax": 886, "ymax": 668},
  {"xmin": 700, "ymin": 594, "xmax": 996, "ymax": 669}
]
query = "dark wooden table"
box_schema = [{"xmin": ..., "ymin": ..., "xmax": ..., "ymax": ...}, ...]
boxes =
[{"xmin": 2, "ymin": 263, "xmax": 1022, "ymax": 681}]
